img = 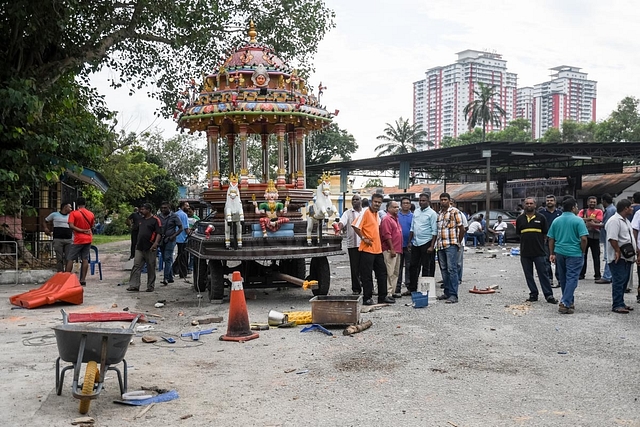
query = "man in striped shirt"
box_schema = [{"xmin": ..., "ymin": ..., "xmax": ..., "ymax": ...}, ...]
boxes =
[{"xmin": 435, "ymin": 193, "xmax": 466, "ymax": 304}]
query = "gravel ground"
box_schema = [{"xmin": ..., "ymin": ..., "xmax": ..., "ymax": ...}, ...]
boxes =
[{"xmin": 1, "ymin": 241, "xmax": 639, "ymax": 427}]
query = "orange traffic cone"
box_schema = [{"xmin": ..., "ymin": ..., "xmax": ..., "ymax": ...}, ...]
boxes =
[{"xmin": 220, "ymin": 271, "xmax": 259, "ymax": 342}]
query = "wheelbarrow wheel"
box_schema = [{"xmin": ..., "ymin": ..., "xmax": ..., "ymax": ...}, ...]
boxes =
[{"xmin": 78, "ymin": 361, "xmax": 98, "ymax": 414}]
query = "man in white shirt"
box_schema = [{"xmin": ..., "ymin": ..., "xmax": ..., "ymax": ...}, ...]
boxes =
[
  {"xmin": 338, "ymin": 195, "xmax": 363, "ymax": 294},
  {"xmin": 467, "ymin": 216, "xmax": 485, "ymax": 246},
  {"xmin": 488, "ymin": 215, "xmax": 508, "ymax": 245}
]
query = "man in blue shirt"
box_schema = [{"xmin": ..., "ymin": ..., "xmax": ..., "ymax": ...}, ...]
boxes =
[
  {"xmin": 395, "ymin": 197, "xmax": 413, "ymax": 297},
  {"xmin": 548, "ymin": 198, "xmax": 588, "ymax": 314},
  {"xmin": 404, "ymin": 193, "xmax": 438, "ymax": 295},
  {"xmin": 173, "ymin": 201, "xmax": 191, "ymax": 280},
  {"xmin": 538, "ymin": 195, "xmax": 563, "ymax": 288},
  {"xmin": 596, "ymin": 193, "xmax": 617, "ymax": 284},
  {"xmin": 158, "ymin": 202, "xmax": 183, "ymax": 286}
]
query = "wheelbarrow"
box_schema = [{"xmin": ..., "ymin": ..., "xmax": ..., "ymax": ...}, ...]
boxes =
[{"xmin": 53, "ymin": 309, "xmax": 140, "ymax": 414}]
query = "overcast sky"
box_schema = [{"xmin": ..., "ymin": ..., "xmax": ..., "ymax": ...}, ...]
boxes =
[{"xmin": 93, "ymin": 0, "xmax": 640, "ymax": 160}]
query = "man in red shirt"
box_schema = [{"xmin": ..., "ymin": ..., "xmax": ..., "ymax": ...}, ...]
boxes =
[
  {"xmin": 578, "ymin": 196, "xmax": 604, "ymax": 280},
  {"xmin": 380, "ymin": 201, "xmax": 403, "ymax": 299},
  {"xmin": 352, "ymin": 193, "xmax": 391, "ymax": 305},
  {"xmin": 65, "ymin": 197, "xmax": 95, "ymax": 286}
]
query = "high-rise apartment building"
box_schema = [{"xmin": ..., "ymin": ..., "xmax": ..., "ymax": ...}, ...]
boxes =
[
  {"xmin": 532, "ymin": 66, "xmax": 597, "ymax": 139},
  {"xmin": 413, "ymin": 50, "xmax": 517, "ymax": 147}
]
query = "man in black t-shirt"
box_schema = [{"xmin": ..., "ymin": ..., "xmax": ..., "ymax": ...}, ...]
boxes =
[
  {"xmin": 516, "ymin": 197, "xmax": 557, "ymax": 304},
  {"xmin": 126, "ymin": 203, "xmax": 162, "ymax": 292},
  {"xmin": 126, "ymin": 207, "xmax": 143, "ymax": 259}
]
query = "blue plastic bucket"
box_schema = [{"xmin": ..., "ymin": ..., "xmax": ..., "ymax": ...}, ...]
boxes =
[{"xmin": 411, "ymin": 291, "xmax": 429, "ymax": 308}]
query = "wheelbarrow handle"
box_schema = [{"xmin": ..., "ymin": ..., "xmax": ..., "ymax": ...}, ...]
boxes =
[
  {"xmin": 60, "ymin": 309, "xmax": 69, "ymax": 325},
  {"xmin": 128, "ymin": 314, "xmax": 142, "ymax": 331}
]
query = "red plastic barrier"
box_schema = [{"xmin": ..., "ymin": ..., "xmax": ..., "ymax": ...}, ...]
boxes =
[{"xmin": 9, "ymin": 272, "xmax": 83, "ymax": 309}]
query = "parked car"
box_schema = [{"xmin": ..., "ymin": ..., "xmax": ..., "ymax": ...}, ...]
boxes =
[{"xmin": 477, "ymin": 209, "xmax": 521, "ymax": 243}]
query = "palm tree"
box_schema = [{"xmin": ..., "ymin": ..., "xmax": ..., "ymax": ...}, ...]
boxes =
[
  {"xmin": 463, "ymin": 83, "xmax": 507, "ymax": 142},
  {"xmin": 374, "ymin": 117, "xmax": 430, "ymax": 156}
]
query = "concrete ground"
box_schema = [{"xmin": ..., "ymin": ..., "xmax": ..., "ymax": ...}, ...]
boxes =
[{"xmin": 1, "ymin": 240, "xmax": 639, "ymax": 427}]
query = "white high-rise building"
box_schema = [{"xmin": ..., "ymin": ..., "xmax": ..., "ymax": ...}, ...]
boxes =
[
  {"xmin": 516, "ymin": 87, "xmax": 534, "ymax": 121},
  {"xmin": 532, "ymin": 66, "xmax": 597, "ymax": 139},
  {"xmin": 413, "ymin": 50, "xmax": 517, "ymax": 147}
]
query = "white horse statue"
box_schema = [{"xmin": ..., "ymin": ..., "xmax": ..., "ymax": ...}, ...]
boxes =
[
  {"xmin": 224, "ymin": 175, "xmax": 244, "ymax": 249},
  {"xmin": 306, "ymin": 173, "xmax": 337, "ymax": 246}
]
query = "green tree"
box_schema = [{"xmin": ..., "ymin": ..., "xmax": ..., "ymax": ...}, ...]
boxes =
[
  {"xmin": 364, "ymin": 178, "xmax": 384, "ymax": 188},
  {"xmin": 440, "ymin": 128, "xmax": 484, "ymax": 148},
  {"xmin": 306, "ymin": 123, "xmax": 358, "ymax": 187},
  {"xmin": 2, "ymin": 0, "xmax": 335, "ymax": 115},
  {"xmin": 595, "ymin": 96, "xmax": 640, "ymax": 142},
  {"xmin": 540, "ymin": 127, "xmax": 562, "ymax": 143},
  {"xmin": 1, "ymin": 0, "xmax": 335, "ymax": 213},
  {"xmin": 142, "ymin": 132, "xmax": 206, "ymax": 186},
  {"xmin": 375, "ymin": 117, "xmax": 429, "ymax": 156},
  {"xmin": 0, "ymin": 76, "xmax": 114, "ymax": 214},
  {"xmin": 486, "ymin": 118, "xmax": 533, "ymax": 142},
  {"xmin": 463, "ymin": 83, "xmax": 507, "ymax": 142}
]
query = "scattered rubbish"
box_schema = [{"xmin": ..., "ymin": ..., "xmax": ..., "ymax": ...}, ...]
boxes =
[
  {"xmin": 136, "ymin": 325, "xmax": 154, "ymax": 332},
  {"xmin": 283, "ymin": 311, "xmax": 312, "ymax": 325},
  {"xmin": 71, "ymin": 416, "xmax": 95, "ymax": 425},
  {"xmin": 113, "ymin": 389, "xmax": 179, "ymax": 406},
  {"xmin": 300, "ymin": 324, "xmax": 333, "ymax": 336},
  {"xmin": 510, "ymin": 248, "xmax": 520, "ymax": 256},
  {"xmin": 193, "ymin": 316, "xmax": 223, "ymax": 325},
  {"xmin": 360, "ymin": 303, "xmax": 390, "ymax": 313},
  {"xmin": 122, "ymin": 390, "xmax": 154, "ymax": 400},
  {"xmin": 141, "ymin": 386, "xmax": 170, "ymax": 394},
  {"xmin": 181, "ymin": 328, "xmax": 216, "ymax": 341},
  {"xmin": 141, "ymin": 336, "xmax": 157, "ymax": 343},
  {"xmin": 558, "ymin": 351, "xmax": 568, "ymax": 354},
  {"xmin": 277, "ymin": 321, "xmax": 297, "ymax": 328},
  {"xmin": 490, "ymin": 327, "xmax": 496, "ymax": 331},
  {"xmin": 161, "ymin": 337, "xmax": 176, "ymax": 344},
  {"xmin": 469, "ymin": 286, "xmax": 496, "ymax": 294},
  {"xmin": 10, "ymin": 306, "xmax": 26, "ymax": 310},
  {"xmin": 68, "ymin": 312, "xmax": 146, "ymax": 323},
  {"xmin": 296, "ymin": 369, "xmax": 309, "ymax": 374},
  {"xmin": 250, "ymin": 323, "xmax": 270, "ymax": 331},
  {"xmin": 411, "ymin": 292, "xmax": 429, "ymax": 308},
  {"xmin": 133, "ymin": 403, "xmax": 155, "ymax": 419},
  {"xmin": 147, "ymin": 320, "xmax": 158, "ymax": 324},
  {"xmin": 180, "ymin": 414, "xmax": 193, "ymax": 420},
  {"xmin": 284, "ymin": 368, "xmax": 296, "ymax": 373},
  {"xmin": 157, "ymin": 299, "xmax": 166, "ymax": 304},
  {"xmin": 178, "ymin": 311, "xmax": 184, "ymax": 316},
  {"xmin": 123, "ymin": 307, "xmax": 130, "ymax": 311},
  {"xmin": 343, "ymin": 320, "xmax": 373, "ymax": 336},
  {"xmin": 268, "ymin": 310, "xmax": 289, "ymax": 326},
  {"xmin": 154, "ymin": 303, "xmax": 164, "ymax": 308},
  {"xmin": 111, "ymin": 303, "xmax": 118, "ymax": 308}
]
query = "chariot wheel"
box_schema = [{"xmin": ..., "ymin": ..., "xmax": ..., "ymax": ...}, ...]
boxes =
[
  {"xmin": 208, "ymin": 260, "xmax": 225, "ymax": 301},
  {"xmin": 193, "ymin": 258, "xmax": 208, "ymax": 292}
]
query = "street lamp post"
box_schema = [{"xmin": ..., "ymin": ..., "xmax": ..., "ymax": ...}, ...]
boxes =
[{"xmin": 482, "ymin": 150, "xmax": 491, "ymax": 224}]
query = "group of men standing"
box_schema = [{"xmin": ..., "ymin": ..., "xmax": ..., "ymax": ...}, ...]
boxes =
[
  {"xmin": 125, "ymin": 201, "xmax": 192, "ymax": 292},
  {"xmin": 518, "ymin": 193, "xmax": 638, "ymax": 314},
  {"xmin": 339, "ymin": 192, "xmax": 465, "ymax": 306}
]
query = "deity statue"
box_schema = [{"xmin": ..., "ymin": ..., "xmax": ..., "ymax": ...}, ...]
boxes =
[
  {"xmin": 253, "ymin": 180, "xmax": 289, "ymax": 237},
  {"xmin": 251, "ymin": 64, "xmax": 270, "ymax": 88}
]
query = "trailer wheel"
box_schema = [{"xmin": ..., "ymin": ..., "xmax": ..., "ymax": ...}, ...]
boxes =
[
  {"xmin": 309, "ymin": 257, "xmax": 330, "ymax": 296},
  {"xmin": 78, "ymin": 361, "xmax": 98, "ymax": 414},
  {"xmin": 194, "ymin": 258, "xmax": 208, "ymax": 292},
  {"xmin": 208, "ymin": 260, "xmax": 225, "ymax": 301}
]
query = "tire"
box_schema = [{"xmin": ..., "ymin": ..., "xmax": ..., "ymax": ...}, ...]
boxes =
[
  {"xmin": 309, "ymin": 257, "xmax": 330, "ymax": 296},
  {"xmin": 208, "ymin": 260, "xmax": 225, "ymax": 301},
  {"xmin": 194, "ymin": 257, "xmax": 208, "ymax": 292},
  {"xmin": 78, "ymin": 361, "xmax": 98, "ymax": 414}
]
